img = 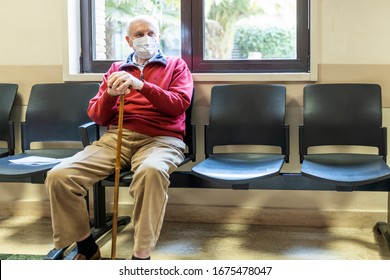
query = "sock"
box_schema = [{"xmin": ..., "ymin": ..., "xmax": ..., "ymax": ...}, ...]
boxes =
[
  {"xmin": 76, "ymin": 234, "xmax": 98, "ymax": 259},
  {"xmin": 131, "ymin": 255, "xmax": 151, "ymax": 260}
]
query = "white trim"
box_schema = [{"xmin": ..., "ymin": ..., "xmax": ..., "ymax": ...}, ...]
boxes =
[
  {"xmin": 63, "ymin": 0, "xmax": 318, "ymax": 82},
  {"xmin": 63, "ymin": 0, "xmax": 82, "ymax": 81},
  {"xmin": 192, "ymin": 72, "xmax": 314, "ymax": 82}
]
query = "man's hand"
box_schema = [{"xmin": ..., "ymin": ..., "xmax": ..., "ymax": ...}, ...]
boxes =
[{"xmin": 107, "ymin": 71, "xmax": 144, "ymax": 96}]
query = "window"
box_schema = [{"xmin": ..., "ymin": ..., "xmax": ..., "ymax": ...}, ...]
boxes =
[{"xmin": 81, "ymin": 0, "xmax": 310, "ymax": 74}]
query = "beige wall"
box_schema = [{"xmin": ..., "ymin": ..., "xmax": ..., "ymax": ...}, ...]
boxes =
[{"xmin": 1, "ymin": 0, "xmax": 390, "ymax": 223}]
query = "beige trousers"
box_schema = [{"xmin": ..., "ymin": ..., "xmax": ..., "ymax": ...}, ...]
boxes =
[{"xmin": 45, "ymin": 127, "xmax": 185, "ymax": 251}]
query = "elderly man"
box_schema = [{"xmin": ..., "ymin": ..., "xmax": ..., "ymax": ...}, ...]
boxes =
[{"xmin": 45, "ymin": 15, "xmax": 193, "ymax": 260}]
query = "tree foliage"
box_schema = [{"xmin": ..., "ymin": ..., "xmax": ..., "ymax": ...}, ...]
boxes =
[
  {"xmin": 205, "ymin": 0, "xmax": 263, "ymax": 59},
  {"xmin": 101, "ymin": 0, "xmax": 296, "ymax": 60}
]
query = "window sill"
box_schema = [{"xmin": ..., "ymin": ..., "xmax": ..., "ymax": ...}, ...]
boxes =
[
  {"xmin": 192, "ymin": 72, "xmax": 316, "ymax": 82},
  {"xmin": 64, "ymin": 72, "xmax": 317, "ymax": 83}
]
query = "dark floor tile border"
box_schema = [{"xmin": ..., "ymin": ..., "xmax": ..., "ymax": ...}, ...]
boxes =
[
  {"xmin": 0, "ymin": 254, "xmax": 44, "ymax": 260},
  {"xmin": 0, "ymin": 254, "xmax": 13, "ymax": 260}
]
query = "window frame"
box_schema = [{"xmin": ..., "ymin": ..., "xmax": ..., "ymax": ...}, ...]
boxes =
[
  {"xmin": 187, "ymin": 0, "xmax": 310, "ymax": 73},
  {"xmin": 78, "ymin": 0, "xmax": 313, "ymax": 77},
  {"xmin": 80, "ymin": 0, "xmax": 114, "ymax": 73}
]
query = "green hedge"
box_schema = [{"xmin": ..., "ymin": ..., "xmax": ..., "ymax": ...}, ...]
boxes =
[{"xmin": 234, "ymin": 26, "xmax": 296, "ymax": 59}]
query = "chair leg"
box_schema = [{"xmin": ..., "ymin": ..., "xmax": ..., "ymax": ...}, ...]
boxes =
[
  {"xmin": 91, "ymin": 182, "xmax": 131, "ymax": 234},
  {"xmin": 92, "ymin": 183, "xmax": 108, "ymax": 228},
  {"xmin": 376, "ymin": 192, "xmax": 390, "ymax": 249}
]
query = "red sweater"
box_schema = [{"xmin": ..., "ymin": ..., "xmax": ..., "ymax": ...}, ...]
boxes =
[{"xmin": 88, "ymin": 52, "xmax": 193, "ymax": 140}]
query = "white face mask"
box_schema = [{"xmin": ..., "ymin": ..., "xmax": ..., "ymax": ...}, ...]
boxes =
[{"xmin": 132, "ymin": 35, "xmax": 159, "ymax": 60}]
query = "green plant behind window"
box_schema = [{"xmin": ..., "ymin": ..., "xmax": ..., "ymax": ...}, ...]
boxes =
[{"xmin": 234, "ymin": 26, "xmax": 296, "ymax": 59}]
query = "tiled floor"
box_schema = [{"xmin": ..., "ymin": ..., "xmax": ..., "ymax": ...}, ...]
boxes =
[{"xmin": 0, "ymin": 215, "xmax": 390, "ymax": 260}]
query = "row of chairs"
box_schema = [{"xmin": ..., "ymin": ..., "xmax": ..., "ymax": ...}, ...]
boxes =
[
  {"xmin": 79, "ymin": 83, "xmax": 390, "ymax": 259},
  {"xmin": 194, "ymin": 83, "xmax": 390, "ymax": 187},
  {"xmin": 0, "ymin": 82, "xmax": 389, "ymax": 259}
]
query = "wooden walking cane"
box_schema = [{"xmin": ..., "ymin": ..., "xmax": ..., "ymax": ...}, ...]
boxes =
[{"xmin": 111, "ymin": 93, "xmax": 125, "ymax": 260}]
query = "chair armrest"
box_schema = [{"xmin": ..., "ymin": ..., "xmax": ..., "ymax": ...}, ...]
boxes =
[
  {"xmin": 284, "ymin": 124, "xmax": 290, "ymax": 163},
  {"xmin": 8, "ymin": 120, "xmax": 15, "ymax": 153},
  {"xmin": 78, "ymin": 121, "xmax": 100, "ymax": 147}
]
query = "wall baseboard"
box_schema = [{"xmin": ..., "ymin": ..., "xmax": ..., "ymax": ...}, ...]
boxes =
[
  {"xmin": 165, "ymin": 205, "xmax": 386, "ymax": 228},
  {"xmin": 0, "ymin": 201, "xmax": 386, "ymax": 228}
]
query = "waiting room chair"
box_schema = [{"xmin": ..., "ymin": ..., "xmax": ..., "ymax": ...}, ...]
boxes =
[
  {"xmin": 300, "ymin": 83, "xmax": 390, "ymax": 186},
  {"xmin": 0, "ymin": 83, "xmax": 99, "ymax": 183},
  {"xmin": 0, "ymin": 83, "xmax": 18, "ymax": 157},
  {"xmin": 192, "ymin": 84, "xmax": 289, "ymax": 188},
  {"xmin": 299, "ymin": 83, "xmax": 390, "ymax": 245}
]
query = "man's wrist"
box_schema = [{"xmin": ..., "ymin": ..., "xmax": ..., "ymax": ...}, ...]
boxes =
[{"xmin": 132, "ymin": 79, "xmax": 144, "ymax": 90}]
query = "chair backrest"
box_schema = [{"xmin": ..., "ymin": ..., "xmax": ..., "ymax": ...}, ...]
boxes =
[
  {"xmin": 0, "ymin": 83, "xmax": 18, "ymax": 155},
  {"xmin": 182, "ymin": 88, "xmax": 196, "ymax": 163},
  {"xmin": 300, "ymin": 83, "xmax": 385, "ymax": 161},
  {"xmin": 205, "ymin": 84, "xmax": 289, "ymax": 159},
  {"xmin": 22, "ymin": 83, "xmax": 99, "ymax": 151}
]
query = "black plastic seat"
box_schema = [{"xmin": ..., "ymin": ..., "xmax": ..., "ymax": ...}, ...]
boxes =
[
  {"xmin": 192, "ymin": 84, "xmax": 289, "ymax": 186},
  {"xmin": 0, "ymin": 83, "xmax": 18, "ymax": 157},
  {"xmin": 0, "ymin": 83, "xmax": 99, "ymax": 183},
  {"xmin": 300, "ymin": 83, "xmax": 390, "ymax": 186},
  {"xmin": 302, "ymin": 154, "xmax": 390, "ymax": 186}
]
